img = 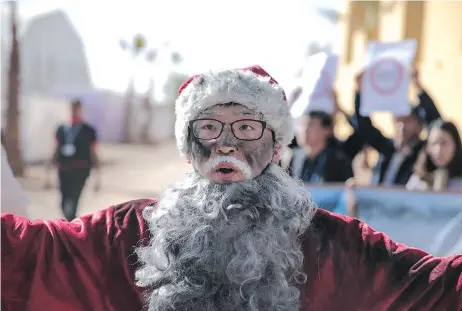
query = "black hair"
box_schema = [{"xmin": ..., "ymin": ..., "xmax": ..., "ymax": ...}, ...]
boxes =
[
  {"xmin": 425, "ymin": 119, "xmax": 462, "ymax": 177},
  {"xmin": 304, "ymin": 110, "xmax": 333, "ymax": 129},
  {"xmin": 71, "ymin": 99, "xmax": 82, "ymax": 108}
]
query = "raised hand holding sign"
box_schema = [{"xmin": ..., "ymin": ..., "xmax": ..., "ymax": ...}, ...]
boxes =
[
  {"xmin": 359, "ymin": 39, "xmax": 417, "ymax": 116},
  {"xmin": 290, "ymin": 53, "xmax": 338, "ymax": 120}
]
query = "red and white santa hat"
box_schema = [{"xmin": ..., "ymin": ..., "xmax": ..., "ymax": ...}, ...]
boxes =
[{"xmin": 175, "ymin": 65, "xmax": 294, "ymax": 155}]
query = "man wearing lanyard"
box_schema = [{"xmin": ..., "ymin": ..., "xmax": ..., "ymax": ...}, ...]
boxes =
[
  {"xmin": 289, "ymin": 109, "xmax": 354, "ymax": 183},
  {"xmin": 45, "ymin": 99, "xmax": 100, "ymax": 221}
]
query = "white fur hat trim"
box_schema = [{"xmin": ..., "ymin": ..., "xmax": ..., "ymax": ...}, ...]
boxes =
[{"xmin": 175, "ymin": 65, "xmax": 294, "ymax": 156}]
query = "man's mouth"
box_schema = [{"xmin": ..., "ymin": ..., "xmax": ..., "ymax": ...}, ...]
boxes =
[
  {"xmin": 217, "ymin": 167, "xmax": 235, "ymax": 174},
  {"xmin": 203, "ymin": 156, "xmax": 252, "ymax": 180},
  {"xmin": 215, "ymin": 164, "xmax": 239, "ymax": 176}
]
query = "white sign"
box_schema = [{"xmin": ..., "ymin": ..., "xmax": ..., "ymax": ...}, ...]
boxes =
[
  {"xmin": 291, "ymin": 53, "xmax": 338, "ymax": 119},
  {"xmin": 360, "ymin": 40, "xmax": 417, "ymax": 116}
]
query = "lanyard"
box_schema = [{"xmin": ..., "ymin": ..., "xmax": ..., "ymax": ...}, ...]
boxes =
[
  {"xmin": 63, "ymin": 123, "xmax": 83, "ymax": 145},
  {"xmin": 292, "ymin": 148, "xmax": 327, "ymax": 183},
  {"xmin": 308, "ymin": 151, "xmax": 327, "ymax": 183}
]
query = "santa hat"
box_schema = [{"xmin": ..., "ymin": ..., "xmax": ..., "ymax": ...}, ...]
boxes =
[{"xmin": 175, "ymin": 65, "xmax": 294, "ymax": 155}]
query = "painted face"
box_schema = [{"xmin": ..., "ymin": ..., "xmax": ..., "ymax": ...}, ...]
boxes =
[
  {"xmin": 426, "ymin": 127, "xmax": 457, "ymax": 168},
  {"xmin": 187, "ymin": 104, "xmax": 279, "ymax": 183}
]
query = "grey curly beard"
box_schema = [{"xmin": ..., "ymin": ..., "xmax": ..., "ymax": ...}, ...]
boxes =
[{"xmin": 136, "ymin": 163, "xmax": 315, "ymax": 311}]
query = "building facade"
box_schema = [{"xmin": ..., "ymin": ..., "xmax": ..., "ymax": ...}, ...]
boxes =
[{"xmin": 336, "ymin": 0, "xmax": 462, "ymax": 137}]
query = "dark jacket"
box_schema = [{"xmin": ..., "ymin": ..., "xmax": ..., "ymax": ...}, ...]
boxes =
[
  {"xmin": 288, "ymin": 130, "xmax": 364, "ymax": 164},
  {"xmin": 289, "ymin": 145, "xmax": 354, "ymax": 183},
  {"xmin": 288, "ymin": 111, "xmax": 366, "ymax": 184}
]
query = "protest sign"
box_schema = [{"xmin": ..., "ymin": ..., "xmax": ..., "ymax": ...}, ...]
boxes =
[
  {"xmin": 290, "ymin": 53, "xmax": 338, "ymax": 120},
  {"xmin": 360, "ymin": 40, "xmax": 417, "ymax": 116}
]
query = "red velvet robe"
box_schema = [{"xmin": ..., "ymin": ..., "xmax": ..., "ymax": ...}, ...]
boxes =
[{"xmin": 2, "ymin": 199, "xmax": 461, "ymax": 311}]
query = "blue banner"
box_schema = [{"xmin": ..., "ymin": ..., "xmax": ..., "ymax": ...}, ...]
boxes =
[{"xmin": 307, "ymin": 185, "xmax": 462, "ymax": 256}]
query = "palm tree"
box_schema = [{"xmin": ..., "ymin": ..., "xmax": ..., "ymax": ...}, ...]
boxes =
[
  {"xmin": 171, "ymin": 51, "xmax": 183, "ymax": 65},
  {"xmin": 120, "ymin": 34, "xmax": 146, "ymax": 143},
  {"xmin": 317, "ymin": 2, "xmax": 397, "ymax": 31},
  {"xmin": 141, "ymin": 49, "xmax": 157, "ymax": 143},
  {"xmin": 142, "ymin": 47, "xmax": 183, "ymax": 143},
  {"xmin": 3, "ymin": 0, "xmax": 24, "ymax": 176},
  {"xmin": 316, "ymin": 7, "xmax": 343, "ymax": 25}
]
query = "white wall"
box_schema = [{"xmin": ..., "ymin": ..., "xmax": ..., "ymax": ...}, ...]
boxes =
[
  {"xmin": 19, "ymin": 10, "xmax": 92, "ymax": 95},
  {"xmin": 79, "ymin": 90, "xmax": 176, "ymax": 144},
  {"xmin": 17, "ymin": 95, "xmax": 69, "ymax": 163}
]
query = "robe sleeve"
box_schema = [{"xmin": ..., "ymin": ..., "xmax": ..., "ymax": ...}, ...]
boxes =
[
  {"xmin": 1, "ymin": 199, "xmax": 156, "ymax": 310},
  {"xmin": 303, "ymin": 209, "xmax": 462, "ymax": 311}
]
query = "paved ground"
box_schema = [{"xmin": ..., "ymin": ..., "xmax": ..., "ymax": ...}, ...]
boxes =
[{"xmin": 17, "ymin": 140, "xmax": 191, "ymax": 220}]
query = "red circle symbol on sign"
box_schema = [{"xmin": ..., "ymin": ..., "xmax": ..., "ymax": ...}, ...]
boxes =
[
  {"xmin": 310, "ymin": 70, "xmax": 331, "ymax": 100},
  {"xmin": 369, "ymin": 58, "xmax": 404, "ymax": 96}
]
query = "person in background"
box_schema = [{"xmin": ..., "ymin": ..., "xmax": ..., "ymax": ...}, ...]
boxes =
[
  {"xmin": 288, "ymin": 91, "xmax": 364, "ymax": 183},
  {"xmin": 351, "ymin": 68, "xmax": 441, "ymax": 186},
  {"xmin": 407, "ymin": 119, "xmax": 462, "ymax": 192},
  {"xmin": 1, "ymin": 144, "xmax": 29, "ymax": 217},
  {"xmin": 45, "ymin": 99, "xmax": 101, "ymax": 221},
  {"xmin": 289, "ymin": 110, "xmax": 351, "ymax": 183}
]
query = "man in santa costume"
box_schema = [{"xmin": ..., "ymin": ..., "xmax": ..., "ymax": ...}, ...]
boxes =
[{"xmin": 2, "ymin": 66, "xmax": 461, "ymax": 311}]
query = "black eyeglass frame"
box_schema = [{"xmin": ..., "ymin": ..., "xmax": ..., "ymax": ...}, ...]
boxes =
[{"xmin": 188, "ymin": 118, "xmax": 268, "ymax": 141}]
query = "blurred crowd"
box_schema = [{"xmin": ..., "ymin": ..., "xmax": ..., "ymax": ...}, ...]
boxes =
[{"xmin": 284, "ymin": 67, "xmax": 461, "ymax": 212}]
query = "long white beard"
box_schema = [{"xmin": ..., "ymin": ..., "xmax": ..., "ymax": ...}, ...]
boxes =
[{"xmin": 136, "ymin": 163, "xmax": 315, "ymax": 311}]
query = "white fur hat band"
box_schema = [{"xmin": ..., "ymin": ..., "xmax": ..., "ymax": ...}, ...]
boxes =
[{"xmin": 175, "ymin": 65, "xmax": 294, "ymax": 155}]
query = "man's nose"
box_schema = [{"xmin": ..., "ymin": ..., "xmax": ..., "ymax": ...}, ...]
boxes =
[
  {"xmin": 216, "ymin": 145, "xmax": 236, "ymax": 154},
  {"xmin": 216, "ymin": 130, "xmax": 237, "ymax": 154}
]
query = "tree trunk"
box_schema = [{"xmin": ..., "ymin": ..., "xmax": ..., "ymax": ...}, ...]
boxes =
[
  {"xmin": 141, "ymin": 78, "xmax": 154, "ymax": 143},
  {"xmin": 4, "ymin": 1, "xmax": 24, "ymax": 176},
  {"xmin": 122, "ymin": 78, "xmax": 134, "ymax": 143}
]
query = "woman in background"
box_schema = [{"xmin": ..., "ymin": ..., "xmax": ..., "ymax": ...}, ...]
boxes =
[{"xmin": 406, "ymin": 119, "xmax": 462, "ymax": 192}]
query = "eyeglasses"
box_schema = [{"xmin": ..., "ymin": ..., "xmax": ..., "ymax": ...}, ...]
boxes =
[{"xmin": 189, "ymin": 118, "xmax": 267, "ymax": 141}]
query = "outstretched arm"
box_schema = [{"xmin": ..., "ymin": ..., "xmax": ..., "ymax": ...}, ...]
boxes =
[
  {"xmin": 338, "ymin": 91, "xmax": 394, "ymax": 159},
  {"xmin": 303, "ymin": 209, "xmax": 462, "ymax": 311},
  {"xmin": 356, "ymin": 221, "xmax": 461, "ymax": 309},
  {"xmin": 352, "ymin": 91, "xmax": 395, "ymax": 159},
  {"xmin": 1, "ymin": 199, "xmax": 154, "ymax": 310},
  {"xmin": 44, "ymin": 127, "xmax": 61, "ymax": 189},
  {"xmin": 1, "ymin": 211, "xmax": 116, "ymax": 309},
  {"xmin": 333, "ymin": 75, "xmax": 395, "ymax": 160}
]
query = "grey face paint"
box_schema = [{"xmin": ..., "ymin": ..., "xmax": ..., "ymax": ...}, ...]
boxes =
[
  {"xmin": 188, "ymin": 103, "xmax": 276, "ymax": 178},
  {"xmin": 189, "ymin": 127, "xmax": 275, "ymax": 178}
]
